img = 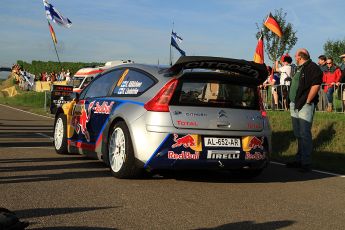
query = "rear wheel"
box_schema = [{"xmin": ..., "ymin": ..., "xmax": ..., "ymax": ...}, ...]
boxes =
[
  {"xmin": 54, "ymin": 113, "xmax": 68, "ymax": 154},
  {"xmin": 108, "ymin": 121, "xmax": 140, "ymax": 178}
]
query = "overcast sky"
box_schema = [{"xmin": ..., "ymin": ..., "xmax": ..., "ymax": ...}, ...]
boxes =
[{"xmin": 1, "ymin": 0, "xmax": 344, "ymax": 67}]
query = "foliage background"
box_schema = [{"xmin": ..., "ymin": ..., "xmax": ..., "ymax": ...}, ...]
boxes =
[
  {"xmin": 323, "ymin": 38, "xmax": 345, "ymax": 66},
  {"xmin": 17, "ymin": 60, "xmax": 104, "ymax": 76},
  {"xmin": 256, "ymin": 8, "xmax": 298, "ymax": 64}
]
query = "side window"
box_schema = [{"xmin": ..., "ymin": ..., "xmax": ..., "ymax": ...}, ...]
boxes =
[
  {"xmin": 113, "ymin": 69, "xmax": 155, "ymax": 97},
  {"xmin": 83, "ymin": 70, "xmax": 122, "ymax": 98}
]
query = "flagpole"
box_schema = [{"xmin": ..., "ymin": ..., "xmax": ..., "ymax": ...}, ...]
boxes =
[
  {"xmin": 47, "ymin": 20, "xmax": 61, "ymax": 65},
  {"xmin": 169, "ymin": 40, "xmax": 172, "ymax": 66},
  {"xmin": 170, "ymin": 22, "xmax": 175, "ymax": 66}
]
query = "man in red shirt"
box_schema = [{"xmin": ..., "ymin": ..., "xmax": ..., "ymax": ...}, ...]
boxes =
[{"xmin": 322, "ymin": 57, "xmax": 341, "ymax": 112}]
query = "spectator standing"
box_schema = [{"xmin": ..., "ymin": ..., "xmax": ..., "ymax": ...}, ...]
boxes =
[
  {"xmin": 317, "ymin": 55, "xmax": 328, "ymax": 111},
  {"xmin": 286, "ymin": 48, "xmax": 322, "ymax": 172},
  {"xmin": 50, "ymin": 72, "xmax": 57, "ymax": 82},
  {"xmin": 262, "ymin": 67, "xmax": 279, "ymax": 110},
  {"xmin": 322, "ymin": 57, "xmax": 341, "ymax": 112},
  {"xmin": 338, "ymin": 53, "xmax": 345, "ymax": 112},
  {"xmin": 318, "ymin": 55, "xmax": 327, "ymax": 72},
  {"xmin": 59, "ymin": 69, "xmax": 65, "ymax": 81},
  {"xmin": 275, "ymin": 54, "xmax": 293, "ymax": 110},
  {"xmin": 65, "ymin": 69, "xmax": 71, "ymax": 85}
]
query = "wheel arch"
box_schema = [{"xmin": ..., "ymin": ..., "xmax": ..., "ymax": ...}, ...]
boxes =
[{"xmin": 101, "ymin": 116, "xmax": 126, "ymax": 165}]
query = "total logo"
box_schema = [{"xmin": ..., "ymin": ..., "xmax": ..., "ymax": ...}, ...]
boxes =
[{"xmin": 177, "ymin": 120, "xmax": 198, "ymax": 126}]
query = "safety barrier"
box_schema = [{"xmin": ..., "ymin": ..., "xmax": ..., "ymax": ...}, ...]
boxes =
[{"xmin": 260, "ymin": 83, "xmax": 345, "ymax": 113}]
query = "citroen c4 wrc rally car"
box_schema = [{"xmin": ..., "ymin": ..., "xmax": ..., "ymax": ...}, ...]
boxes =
[{"xmin": 53, "ymin": 56, "xmax": 271, "ymax": 179}]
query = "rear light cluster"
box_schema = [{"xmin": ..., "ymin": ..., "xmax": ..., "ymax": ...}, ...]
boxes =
[
  {"xmin": 144, "ymin": 78, "xmax": 178, "ymax": 112},
  {"xmin": 257, "ymin": 88, "xmax": 267, "ymax": 117}
]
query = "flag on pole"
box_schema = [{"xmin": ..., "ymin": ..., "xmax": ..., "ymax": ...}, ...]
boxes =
[
  {"xmin": 264, "ymin": 13, "xmax": 282, "ymax": 37},
  {"xmin": 171, "ymin": 30, "xmax": 186, "ymax": 56},
  {"xmin": 43, "ymin": 0, "xmax": 72, "ymax": 28},
  {"xmin": 48, "ymin": 21, "xmax": 57, "ymax": 44},
  {"xmin": 253, "ymin": 34, "xmax": 264, "ymax": 64}
]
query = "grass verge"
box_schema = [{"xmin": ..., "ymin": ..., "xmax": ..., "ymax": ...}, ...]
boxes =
[
  {"xmin": 268, "ymin": 111, "xmax": 345, "ymax": 174},
  {"xmin": 1, "ymin": 89, "xmax": 53, "ymax": 117}
]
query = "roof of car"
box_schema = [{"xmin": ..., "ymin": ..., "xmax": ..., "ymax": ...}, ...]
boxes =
[{"xmin": 100, "ymin": 56, "xmax": 268, "ymax": 84}]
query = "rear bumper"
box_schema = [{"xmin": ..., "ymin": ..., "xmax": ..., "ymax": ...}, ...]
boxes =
[
  {"xmin": 143, "ymin": 133, "xmax": 270, "ymax": 171},
  {"xmin": 152, "ymin": 158, "xmax": 269, "ymax": 170}
]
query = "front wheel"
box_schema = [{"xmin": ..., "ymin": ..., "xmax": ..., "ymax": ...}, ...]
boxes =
[
  {"xmin": 53, "ymin": 113, "xmax": 69, "ymax": 154},
  {"xmin": 108, "ymin": 121, "xmax": 140, "ymax": 178}
]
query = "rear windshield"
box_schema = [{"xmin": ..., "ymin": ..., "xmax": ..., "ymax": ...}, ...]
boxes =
[{"xmin": 171, "ymin": 79, "xmax": 259, "ymax": 109}]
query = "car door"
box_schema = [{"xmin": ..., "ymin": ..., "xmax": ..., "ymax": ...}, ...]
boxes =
[{"xmin": 70, "ymin": 70, "xmax": 123, "ymax": 151}]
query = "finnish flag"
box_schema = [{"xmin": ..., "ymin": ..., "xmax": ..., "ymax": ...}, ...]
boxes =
[
  {"xmin": 171, "ymin": 31, "xmax": 186, "ymax": 56},
  {"xmin": 43, "ymin": 0, "xmax": 72, "ymax": 28}
]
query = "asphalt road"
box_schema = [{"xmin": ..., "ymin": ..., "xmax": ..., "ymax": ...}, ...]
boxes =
[{"xmin": 0, "ymin": 104, "xmax": 344, "ymax": 230}]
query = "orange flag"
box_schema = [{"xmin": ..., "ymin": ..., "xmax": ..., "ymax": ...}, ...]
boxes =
[
  {"xmin": 48, "ymin": 21, "xmax": 57, "ymax": 44},
  {"xmin": 264, "ymin": 13, "xmax": 283, "ymax": 37},
  {"xmin": 253, "ymin": 34, "xmax": 264, "ymax": 64}
]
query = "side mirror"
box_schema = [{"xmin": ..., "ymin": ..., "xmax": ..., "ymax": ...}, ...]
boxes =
[
  {"xmin": 71, "ymin": 92, "xmax": 80, "ymax": 102},
  {"xmin": 75, "ymin": 92, "xmax": 80, "ymax": 100}
]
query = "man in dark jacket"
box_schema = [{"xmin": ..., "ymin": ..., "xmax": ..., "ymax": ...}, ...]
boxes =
[{"xmin": 286, "ymin": 48, "xmax": 323, "ymax": 172}]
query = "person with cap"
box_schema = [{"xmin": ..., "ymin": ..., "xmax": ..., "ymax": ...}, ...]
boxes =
[
  {"xmin": 322, "ymin": 57, "xmax": 342, "ymax": 112},
  {"xmin": 286, "ymin": 48, "xmax": 322, "ymax": 172},
  {"xmin": 275, "ymin": 54, "xmax": 293, "ymax": 110}
]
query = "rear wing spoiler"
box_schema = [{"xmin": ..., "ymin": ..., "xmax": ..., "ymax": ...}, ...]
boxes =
[{"xmin": 167, "ymin": 56, "xmax": 268, "ymax": 84}]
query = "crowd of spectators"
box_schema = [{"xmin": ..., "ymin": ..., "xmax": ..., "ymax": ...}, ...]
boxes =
[
  {"xmin": 38, "ymin": 69, "xmax": 71, "ymax": 84},
  {"xmin": 9, "ymin": 64, "xmax": 72, "ymax": 91},
  {"xmin": 260, "ymin": 52, "xmax": 345, "ymax": 113}
]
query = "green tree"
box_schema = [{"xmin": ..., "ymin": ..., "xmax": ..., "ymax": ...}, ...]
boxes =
[
  {"xmin": 323, "ymin": 39, "xmax": 345, "ymax": 66},
  {"xmin": 256, "ymin": 8, "xmax": 298, "ymax": 64}
]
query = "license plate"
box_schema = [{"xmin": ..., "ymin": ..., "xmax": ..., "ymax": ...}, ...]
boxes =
[
  {"xmin": 204, "ymin": 137, "xmax": 241, "ymax": 147},
  {"xmin": 207, "ymin": 150, "xmax": 240, "ymax": 159}
]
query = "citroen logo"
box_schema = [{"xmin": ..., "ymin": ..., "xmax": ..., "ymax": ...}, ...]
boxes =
[
  {"xmin": 173, "ymin": 111, "xmax": 182, "ymax": 115},
  {"xmin": 218, "ymin": 110, "xmax": 227, "ymax": 119}
]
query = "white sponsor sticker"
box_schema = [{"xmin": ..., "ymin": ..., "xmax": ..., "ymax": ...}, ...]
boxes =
[
  {"xmin": 204, "ymin": 137, "xmax": 241, "ymax": 147},
  {"xmin": 207, "ymin": 150, "xmax": 240, "ymax": 159}
]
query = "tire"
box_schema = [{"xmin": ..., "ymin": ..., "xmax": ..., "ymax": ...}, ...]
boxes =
[
  {"xmin": 107, "ymin": 121, "xmax": 140, "ymax": 179},
  {"xmin": 53, "ymin": 113, "xmax": 69, "ymax": 154}
]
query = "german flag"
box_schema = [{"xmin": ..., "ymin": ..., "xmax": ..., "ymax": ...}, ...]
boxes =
[
  {"xmin": 48, "ymin": 21, "xmax": 57, "ymax": 44},
  {"xmin": 264, "ymin": 13, "xmax": 282, "ymax": 37},
  {"xmin": 253, "ymin": 34, "xmax": 264, "ymax": 64}
]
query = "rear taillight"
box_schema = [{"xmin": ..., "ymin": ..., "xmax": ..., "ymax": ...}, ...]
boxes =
[
  {"xmin": 144, "ymin": 78, "xmax": 178, "ymax": 112},
  {"xmin": 257, "ymin": 88, "xmax": 267, "ymax": 117}
]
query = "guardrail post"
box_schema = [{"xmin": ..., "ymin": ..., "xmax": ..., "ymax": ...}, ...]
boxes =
[{"xmin": 44, "ymin": 90, "xmax": 47, "ymax": 111}]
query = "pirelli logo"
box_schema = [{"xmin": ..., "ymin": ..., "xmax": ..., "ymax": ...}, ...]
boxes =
[{"xmin": 207, "ymin": 150, "xmax": 240, "ymax": 160}]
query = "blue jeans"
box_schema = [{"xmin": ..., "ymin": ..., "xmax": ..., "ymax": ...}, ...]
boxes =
[
  {"xmin": 326, "ymin": 87, "xmax": 334, "ymax": 104},
  {"xmin": 290, "ymin": 102, "xmax": 315, "ymax": 165}
]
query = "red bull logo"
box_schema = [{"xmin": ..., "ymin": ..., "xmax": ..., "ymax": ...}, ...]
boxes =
[
  {"xmin": 172, "ymin": 134, "xmax": 196, "ymax": 148},
  {"xmin": 248, "ymin": 136, "xmax": 264, "ymax": 150},
  {"xmin": 71, "ymin": 100, "xmax": 92, "ymax": 142},
  {"xmin": 245, "ymin": 151, "xmax": 266, "ymax": 160},
  {"xmin": 91, "ymin": 101, "xmax": 114, "ymax": 114},
  {"xmin": 168, "ymin": 151, "xmax": 199, "ymax": 160},
  {"xmin": 71, "ymin": 100, "xmax": 114, "ymax": 142}
]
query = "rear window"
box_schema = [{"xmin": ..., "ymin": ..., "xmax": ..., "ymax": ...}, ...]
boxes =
[{"xmin": 171, "ymin": 79, "xmax": 259, "ymax": 109}]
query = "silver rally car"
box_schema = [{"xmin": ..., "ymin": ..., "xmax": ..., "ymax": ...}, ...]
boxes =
[{"xmin": 53, "ymin": 56, "xmax": 271, "ymax": 178}]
